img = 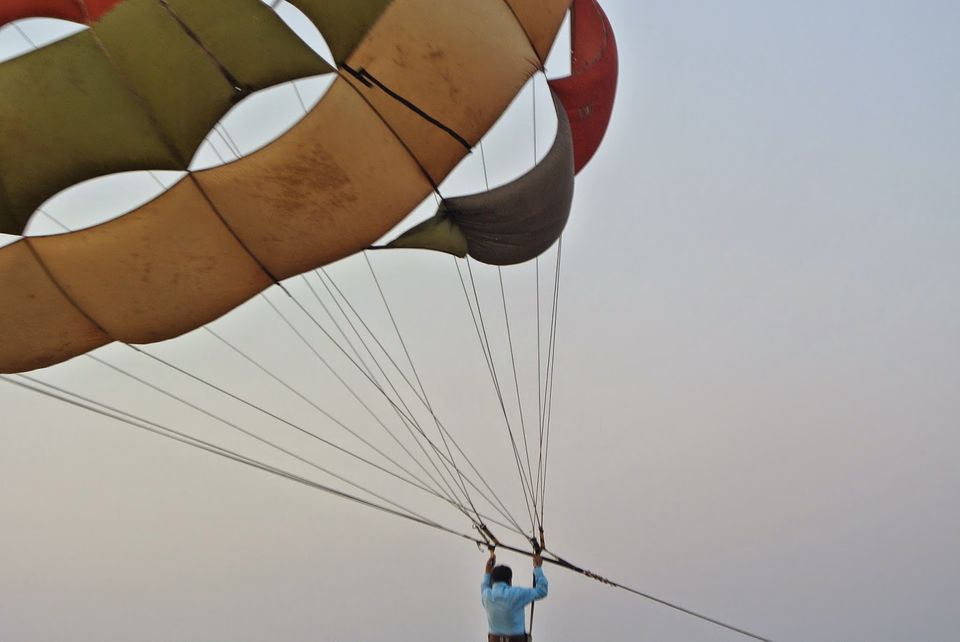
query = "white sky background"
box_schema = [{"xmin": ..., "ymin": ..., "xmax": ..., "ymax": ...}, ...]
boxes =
[{"xmin": 1, "ymin": 1, "xmax": 959, "ymax": 641}]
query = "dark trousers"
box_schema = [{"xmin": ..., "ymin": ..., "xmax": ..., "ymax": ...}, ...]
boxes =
[{"xmin": 488, "ymin": 635, "xmax": 530, "ymax": 642}]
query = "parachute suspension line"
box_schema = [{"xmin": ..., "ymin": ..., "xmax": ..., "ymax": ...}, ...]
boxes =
[
  {"xmin": 308, "ymin": 263, "xmax": 526, "ymax": 538},
  {"xmin": 360, "ymin": 252, "xmax": 484, "ymax": 526},
  {"xmin": 534, "ymin": 255, "xmax": 543, "ymax": 502},
  {"xmin": 298, "ymin": 273, "xmax": 488, "ymax": 529},
  {"xmin": 456, "ymin": 255, "xmax": 539, "ymax": 535},
  {"xmin": 216, "ymin": 124, "xmax": 243, "ymax": 158},
  {"xmin": 527, "ymin": 81, "xmax": 541, "ymax": 642},
  {"xmin": 478, "ymin": 140, "xmax": 491, "ymax": 188},
  {"xmin": 497, "ymin": 265, "xmax": 538, "ymax": 519},
  {"xmin": 202, "ymin": 324, "xmax": 522, "ymax": 536},
  {"xmin": 356, "ymin": 265, "xmax": 479, "ymax": 518},
  {"xmin": 260, "ymin": 292, "xmax": 476, "ymax": 517},
  {"xmin": 38, "ymin": 209, "xmax": 70, "ymax": 233},
  {"xmin": 11, "ymin": 23, "xmax": 37, "ymax": 48},
  {"xmin": 451, "ymin": 257, "xmax": 532, "ymax": 537},
  {"xmin": 534, "ymin": 245, "xmax": 556, "ymax": 524},
  {"xmin": 533, "ymin": 77, "xmax": 545, "ymax": 509},
  {"xmin": 316, "ymin": 270, "xmax": 428, "ymax": 410},
  {"xmin": 298, "ymin": 275, "xmax": 380, "ymax": 385},
  {"xmin": 474, "ymin": 142, "xmax": 541, "ymax": 533},
  {"xmin": 537, "ymin": 239, "xmax": 563, "ymax": 526},
  {"xmin": 7, "ymin": 371, "xmax": 513, "ymax": 555},
  {"xmin": 458, "ymin": 257, "xmax": 539, "ymax": 534},
  {"xmin": 533, "ymin": 78, "xmax": 539, "ymax": 161},
  {"xmin": 317, "ymin": 269, "xmax": 528, "ymax": 536},
  {"xmin": 314, "ymin": 264, "xmax": 468, "ymax": 506},
  {"xmin": 274, "ymin": 292, "xmax": 487, "ymax": 523},
  {"xmin": 291, "ymin": 81, "xmax": 310, "ymax": 114},
  {"xmin": 266, "ymin": 281, "xmax": 525, "ymax": 537},
  {"xmin": 3, "ymin": 373, "xmax": 526, "ymax": 554},
  {"xmin": 131, "ymin": 340, "xmax": 427, "ymax": 494},
  {"xmin": 81, "ymin": 353, "xmax": 443, "ymax": 521},
  {"xmin": 147, "ymin": 171, "xmax": 168, "ymax": 190},
  {"xmin": 310, "ymin": 258, "xmax": 522, "ymax": 536},
  {"xmin": 529, "ymin": 76, "xmax": 551, "ymax": 527},
  {"xmin": 200, "ymin": 326, "xmax": 442, "ymax": 500},
  {"xmin": 469, "ymin": 262, "xmax": 537, "ymax": 521},
  {"xmin": 203, "ymin": 135, "xmax": 231, "ymax": 165},
  {"xmin": 0, "ymin": 375, "xmax": 464, "ymax": 542}
]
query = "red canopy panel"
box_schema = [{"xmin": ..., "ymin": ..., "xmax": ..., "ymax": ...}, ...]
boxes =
[
  {"xmin": 0, "ymin": 0, "xmax": 121, "ymax": 26},
  {"xmin": 548, "ymin": 0, "xmax": 618, "ymax": 174}
]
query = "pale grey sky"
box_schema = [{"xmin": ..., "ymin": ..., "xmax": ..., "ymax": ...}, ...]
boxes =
[{"xmin": 1, "ymin": 2, "xmax": 958, "ymax": 641}]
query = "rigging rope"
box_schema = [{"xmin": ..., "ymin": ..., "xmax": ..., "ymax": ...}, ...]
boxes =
[
  {"xmin": 85, "ymin": 353, "xmax": 441, "ymax": 520},
  {"xmin": 5, "ymin": 373, "xmax": 442, "ymax": 528},
  {"xmin": 319, "ymin": 268, "xmax": 527, "ymax": 534},
  {"xmin": 536, "ymin": 238, "xmax": 563, "ymax": 526},
  {"xmin": 362, "ymin": 252, "xmax": 483, "ymax": 523},
  {"xmin": 285, "ymin": 273, "xmax": 519, "ymax": 534},
  {"xmin": 466, "ymin": 144, "xmax": 541, "ymax": 533},
  {"xmin": 497, "ymin": 265, "xmax": 537, "ymax": 514},
  {"xmin": 462, "ymin": 256, "xmax": 539, "ymax": 533},
  {"xmin": 202, "ymin": 325, "xmax": 523, "ymax": 535},
  {"xmin": 271, "ymin": 287, "xmax": 491, "ymax": 515}
]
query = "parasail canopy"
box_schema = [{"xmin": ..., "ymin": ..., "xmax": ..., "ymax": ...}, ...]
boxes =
[{"xmin": 0, "ymin": 0, "xmax": 576, "ymax": 373}]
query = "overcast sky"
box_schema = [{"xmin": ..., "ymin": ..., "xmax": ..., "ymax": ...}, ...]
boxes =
[{"xmin": 1, "ymin": 2, "xmax": 958, "ymax": 641}]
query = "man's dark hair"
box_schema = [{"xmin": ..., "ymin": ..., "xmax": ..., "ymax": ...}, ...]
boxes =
[{"xmin": 491, "ymin": 565, "xmax": 513, "ymax": 585}]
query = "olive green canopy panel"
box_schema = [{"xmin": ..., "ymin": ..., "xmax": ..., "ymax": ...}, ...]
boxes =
[
  {"xmin": 385, "ymin": 90, "xmax": 574, "ymax": 265},
  {"xmin": 0, "ymin": 0, "xmax": 572, "ymax": 373},
  {"xmin": 0, "ymin": 0, "xmax": 332, "ymax": 234}
]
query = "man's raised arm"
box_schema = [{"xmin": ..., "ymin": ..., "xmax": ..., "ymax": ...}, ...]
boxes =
[{"xmin": 481, "ymin": 549, "xmax": 495, "ymax": 597}]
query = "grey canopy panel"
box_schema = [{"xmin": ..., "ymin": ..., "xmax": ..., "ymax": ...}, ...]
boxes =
[{"xmin": 387, "ymin": 90, "xmax": 574, "ymax": 266}]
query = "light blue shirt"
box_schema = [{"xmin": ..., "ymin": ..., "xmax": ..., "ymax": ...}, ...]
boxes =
[{"xmin": 481, "ymin": 567, "xmax": 548, "ymax": 635}]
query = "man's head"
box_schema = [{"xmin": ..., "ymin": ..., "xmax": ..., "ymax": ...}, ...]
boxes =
[{"xmin": 491, "ymin": 565, "xmax": 513, "ymax": 586}]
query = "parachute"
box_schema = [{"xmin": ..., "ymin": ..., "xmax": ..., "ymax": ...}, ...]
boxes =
[
  {"xmin": 0, "ymin": 0, "xmax": 623, "ymax": 558},
  {"xmin": 1, "ymin": 0, "xmax": 621, "ymax": 578}
]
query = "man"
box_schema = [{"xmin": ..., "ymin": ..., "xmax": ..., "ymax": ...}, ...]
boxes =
[{"xmin": 481, "ymin": 548, "xmax": 548, "ymax": 642}]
